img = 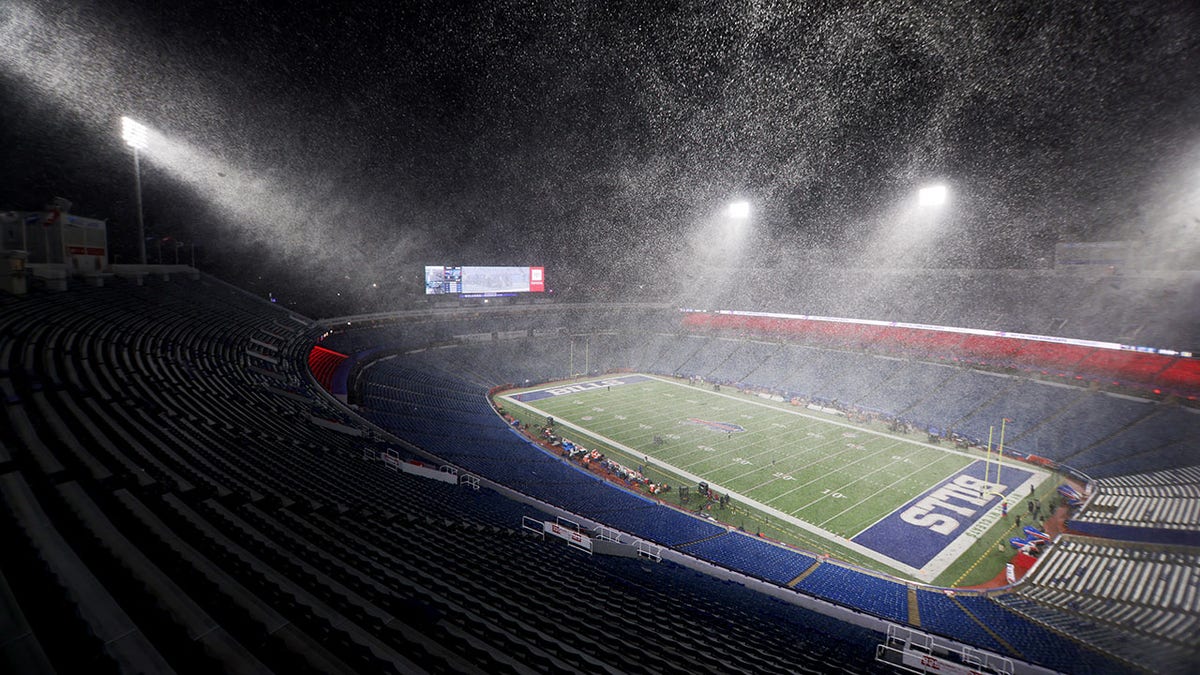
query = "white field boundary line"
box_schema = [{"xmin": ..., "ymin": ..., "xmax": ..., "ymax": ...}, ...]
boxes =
[
  {"xmin": 499, "ymin": 389, "xmax": 924, "ymax": 578},
  {"xmin": 504, "ymin": 374, "xmax": 1054, "ymax": 582},
  {"xmin": 643, "ymin": 374, "xmax": 1055, "ymax": 581},
  {"xmin": 644, "ymin": 374, "xmax": 985, "ymax": 461},
  {"xmin": 848, "ymin": 461, "xmax": 1052, "ymax": 542},
  {"xmin": 819, "ymin": 453, "xmax": 962, "ymax": 530}
]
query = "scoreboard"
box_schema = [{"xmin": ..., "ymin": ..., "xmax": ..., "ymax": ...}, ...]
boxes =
[{"xmin": 425, "ymin": 266, "xmax": 545, "ymax": 297}]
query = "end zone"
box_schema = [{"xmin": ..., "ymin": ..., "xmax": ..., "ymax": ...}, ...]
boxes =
[{"xmin": 853, "ymin": 459, "xmax": 1042, "ymax": 574}]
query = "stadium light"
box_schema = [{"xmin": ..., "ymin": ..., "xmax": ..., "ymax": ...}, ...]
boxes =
[
  {"xmin": 121, "ymin": 116, "xmax": 149, "ymax": 149},
  {"xmin": 727, "ymin": 200, "xmax": 751, "ymax": 219},
  {"xmin": 918, "ymin": 184, "xmax": 947, "ymax": 207},
  {"xmin": 121, "ymin": 116, "xmax": 150, "ymax": 264}
]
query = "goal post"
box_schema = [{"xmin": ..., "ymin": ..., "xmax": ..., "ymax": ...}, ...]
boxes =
[{"xmin": 980, "ymin": 419, "xmax": 1010, "ymax": 500}]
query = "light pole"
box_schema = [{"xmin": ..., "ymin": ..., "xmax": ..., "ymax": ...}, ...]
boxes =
[{"xmin": 121, "ymin": 117, "xmax": 149, "ymax": 265}]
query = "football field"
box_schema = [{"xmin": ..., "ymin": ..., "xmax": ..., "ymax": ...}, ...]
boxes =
[{"xmin": 499, "ymin": 374, "xmax": 1050, "ymax": 582}]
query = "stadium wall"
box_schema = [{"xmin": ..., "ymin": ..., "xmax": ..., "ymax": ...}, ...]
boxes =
[{"xmin": 681, "ymin": 311, "xmax": 1200, "ymax": 397}]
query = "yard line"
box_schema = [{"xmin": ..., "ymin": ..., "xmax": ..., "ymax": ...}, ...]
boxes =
[
  {"xmin": 498, "ymin": 389, "xmax": 926, "ymax": 577},
  {"xmin": 676, "ymin": 420, "xmax": 835, "ymax": 468},
  {"xmin": 549, "ymin": 380, "xmax": 837, "ymax": 475},
  {"xmin": 670, "ymin": 424, "xmax": 817, "ymax": 469},
  {"xmin": 817, "ymin": 452, "xmax": 962, "ymax": 529},
  {"xmin": 791, "ymin": 439, "xmax": 910, "ymax": 513},
  {"xmin": 500, "ymin": 375, "xmax": 1052, "ymax": 583},
  {"xmin": 763, "ymin": 438, "xmax": 906, "ymax": 506},
  {"xmin": 721, "ymin": 433, "xmax": 848, "ymax": 485},
  {"xmin": 643, "ymin": 373, "xmax": 985, "ymax": 462}
]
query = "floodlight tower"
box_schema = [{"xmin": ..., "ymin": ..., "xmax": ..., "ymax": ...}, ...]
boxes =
[{"xmin": 122, "ymin": 116, "xmax": 150, "ymax": 265}]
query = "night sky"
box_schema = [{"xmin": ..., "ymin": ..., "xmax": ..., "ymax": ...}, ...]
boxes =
[{"xmin": 2, "ymin": 0, "xmax": 1199, "ymax": 310}]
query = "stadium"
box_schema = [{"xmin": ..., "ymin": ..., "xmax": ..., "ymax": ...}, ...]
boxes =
[
  {"xmin": 3, "ymin": 2, "xmax": 1200, "ymax": 674},
  {"xmin": 2, "ymin": 266, "xmax": 1199, "ymax": 674}
]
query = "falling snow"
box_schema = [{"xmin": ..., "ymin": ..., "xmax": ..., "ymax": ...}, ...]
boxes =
[{"xmin": 1, "ymin": 0, "xmax": 1199, "ymax": 319}]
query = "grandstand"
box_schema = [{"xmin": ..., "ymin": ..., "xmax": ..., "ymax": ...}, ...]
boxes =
[
  {"xmin": 4, "ymin": 0, "xmax": 1199, "ymax": 671},
  {"xmin": 2, "ymin": 271, "xmax": 1198, "ymax": 674}
]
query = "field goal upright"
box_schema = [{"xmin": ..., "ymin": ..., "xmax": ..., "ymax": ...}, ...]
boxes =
[{"xmin": 980, "ymin": 419, "xmax": 1012, "ymax": 499}]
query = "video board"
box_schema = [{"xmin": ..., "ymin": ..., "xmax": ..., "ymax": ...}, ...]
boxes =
[
  {"xmin": 424, "ymin": 266, "xmax": 462, "ymax": 294},
  {"xmin": 425, "ymin": 265, "xmax": 545, "ymax": 296}
]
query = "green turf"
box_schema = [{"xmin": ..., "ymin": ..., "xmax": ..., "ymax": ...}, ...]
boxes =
[{"xmin": 499, "ymin": 374, "xmax": 1052, "ymax": 584}]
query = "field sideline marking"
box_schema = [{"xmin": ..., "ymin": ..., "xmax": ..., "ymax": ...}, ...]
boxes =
[
  {"xmin": 499, "ymin": 385, "xmax": 926, "ymax": 578},
  {"xmin": 505, "ymin": 374, "xmax": 1055, "ymax": 582},
  {"xmin": 643, "ymin": 374, "xmax": 986, "ymax": 461},
  {"xmin": 840, "ymin": 451, "xmax": 969, "ymax": 530},
  {"xmin": 642, "ymin": 374, "xmax": 1054, "ymax": 577},
  {"xmin": 795, "ymin": 441, "xmax": 937, "ymax": 515},
  {"xmin": 820, "ymin": 453, "xmax": 964, "ymax": 531},
  {"xmin": 764, "ymin": 437, "xmax": 911, "ymax": 509}
]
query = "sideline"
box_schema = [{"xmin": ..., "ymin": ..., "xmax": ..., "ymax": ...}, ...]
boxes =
[
  {"xmin": 501, "ymin": 374, "xmax": 1052, "ymax": 583},
  {"xmin": 500, "ymin": 385, "xmax": 925, "ymax": 578}
]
